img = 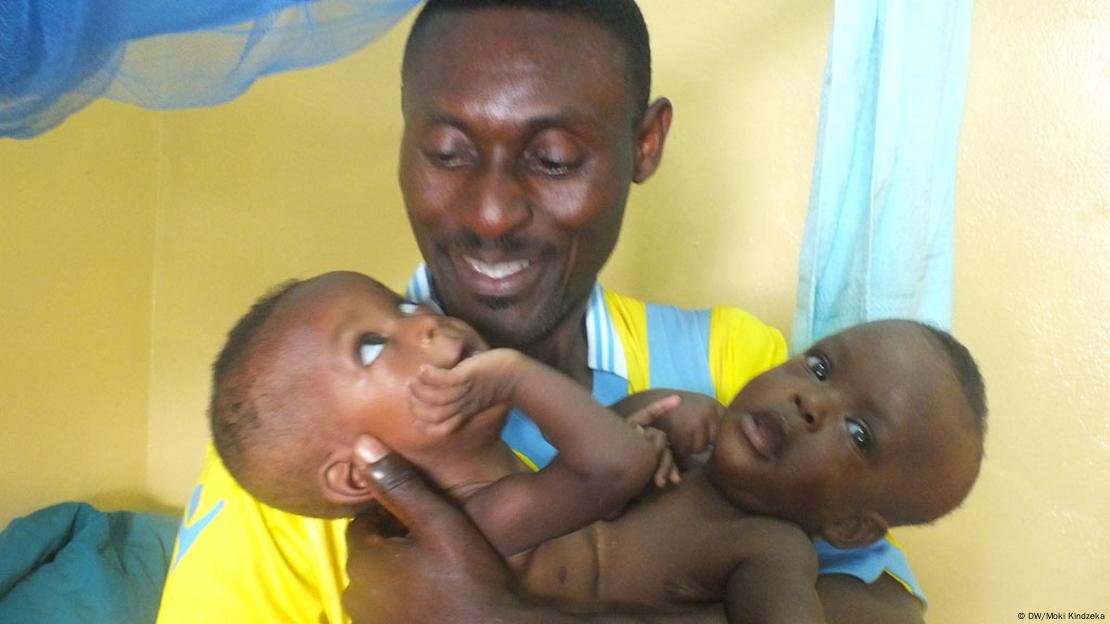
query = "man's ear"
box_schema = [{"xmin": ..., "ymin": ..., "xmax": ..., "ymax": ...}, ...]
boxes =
[
  {"xmin": 632, "ymin": 97, "xmax": 673, "ymax": 183},
  {"xmin": 321, "ymin": 449, "xmax": 377, "ymax": 508},
  {"xmin": 819, "ymin": 511, "xmax": 889, "ymax": 549}
]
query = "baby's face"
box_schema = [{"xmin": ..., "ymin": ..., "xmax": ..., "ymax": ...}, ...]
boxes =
[
  {"xmin": 261, "ymin": 271, "xmax": 487, "ymax": 453},
  {"xmin": 708, "ymin": 320, "xmax": 979, "ymax": 533}
]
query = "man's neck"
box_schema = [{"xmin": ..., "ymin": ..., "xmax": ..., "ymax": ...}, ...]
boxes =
[{"xmin": 511, "ymin": 297, "xmax": 593, "ymax": 390}]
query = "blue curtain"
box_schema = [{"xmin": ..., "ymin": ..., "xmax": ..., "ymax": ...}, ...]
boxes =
[
  {"xmin": 0, "ymin": 0, "xmax": 420, "ymax": 138},
  {"xmin": 791, "ymin": 0, "xmax": 975, "ymax": 353}
]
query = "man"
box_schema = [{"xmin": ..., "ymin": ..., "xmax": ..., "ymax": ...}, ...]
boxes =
[{"xmin": 157, "ymin": 1, "xmax": 925, "ymax": 622}]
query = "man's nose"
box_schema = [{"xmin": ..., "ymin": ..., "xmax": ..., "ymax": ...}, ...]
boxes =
[{"xmin": 462, "ymin": 160, "xmax": 531, "ymax": 239}]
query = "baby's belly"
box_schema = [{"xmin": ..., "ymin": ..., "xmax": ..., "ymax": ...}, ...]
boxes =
[
  {"xmin": 510, "ymin": 484, "xmax": 735, "ymax": 612},
  {"xmin": 511, "ymin": 526, "xmax": 603, "ymax": 606},
  {"xmin": 592, "ymin": 494, "xmax": 726, "ymax": 609}
]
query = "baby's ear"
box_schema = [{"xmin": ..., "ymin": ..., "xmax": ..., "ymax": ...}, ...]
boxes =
[
  {"xmin": 321, "ymin": 449, "xmax": 376, "ymax": 508},
  {"xmin": 819, "ymin": 511, "xmax": 889, "ymax": 549}
]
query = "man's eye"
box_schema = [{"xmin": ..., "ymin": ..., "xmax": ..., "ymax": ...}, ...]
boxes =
[
  {"xmin": 426, "ymin": 150, "xmax": 470, "ymax": 169},
  {"xmin": 526, "ymin": 148, "xmax": 581, "ymax": 177},
  {"xmin": 805, "ymin": 353, "xmax": 830, "ymax": 381},
  {"xmin": 846, "ymin": 419, "xmax": 873, "ymax": 454},
  {"xmin": 435, "ymin": 152, "xmax": 462, "ymax": 167},
  {"xmin": 536, "ymin": 157, "xmax": 571, "ymax": 176},
  {"xmin": 359, "ymin": 337, "xmax": 385, "ymax": 366}
]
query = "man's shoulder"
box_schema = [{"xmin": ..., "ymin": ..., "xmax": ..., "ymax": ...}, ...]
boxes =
[
  {"xmin": 598, "ymin": 286, "xmax": 786, "ymax": 401},
  {"xmin": 157, "ymin": 445, "xmax": 349, "ymax": 623},
  {"xmin": 601, "ymin": 287, "xmax": 772, "ymax": 322},
  {"xmin": 600, "ymin": 286, "xmax": 784, "ymax": 350}
]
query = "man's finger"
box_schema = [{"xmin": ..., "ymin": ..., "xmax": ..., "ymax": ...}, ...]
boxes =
[{"xmin": 351, "ymin": 434, "xmax": 488, "ymax": 550}]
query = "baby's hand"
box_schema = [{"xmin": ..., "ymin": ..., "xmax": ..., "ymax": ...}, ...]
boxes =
[
  {"xmin": 625, "ymin": 395, "xmax": 682, "ymax": 487},
  {"xmin": 662, "ymin": 395, "xmax": 723, "ymax": 460},
  {"xmin": 407, "ymin": 348, "xmax": 518, "ymax": 434}
]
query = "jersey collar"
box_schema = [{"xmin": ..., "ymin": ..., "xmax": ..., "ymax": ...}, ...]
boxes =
[{"xmin": 405, "ymin": 264, "xmax": 628, "ymax": 381}]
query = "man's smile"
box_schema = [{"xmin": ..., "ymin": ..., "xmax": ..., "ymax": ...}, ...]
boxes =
[
  {"xmin": 445, "ymin": 246, "xmax": 551, "ymax": 300},
  {"xmin": 464, "ymin": 256, "xmax": 532, "ymax": 280}
]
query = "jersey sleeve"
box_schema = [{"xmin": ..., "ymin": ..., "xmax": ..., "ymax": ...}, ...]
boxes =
[
  {"xmin": 814, "ymin": 536, "xmax": 927, "ymax": 608},
  {"xmin": 156, "ymin": 445, "xmax": 350, "ymax": 624}
]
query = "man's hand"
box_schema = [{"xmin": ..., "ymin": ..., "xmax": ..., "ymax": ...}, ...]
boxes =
[
  {"xmin": 407, "ymin": 348, "xmax": 519, "ymax": 434},
  {"xmin": 344, "ymin": 434, "xmax": 520, "ymax": 623},
  {"xmin": 344, "ymin": 433, "xmax": 727, "ymax": 624}
]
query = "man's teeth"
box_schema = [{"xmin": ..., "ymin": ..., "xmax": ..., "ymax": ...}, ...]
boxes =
[{"xmin": 465, "ymin": 257, "xmax": 531, "ymax": 279}]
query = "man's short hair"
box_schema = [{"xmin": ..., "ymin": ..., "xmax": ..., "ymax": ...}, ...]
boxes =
[{"xmin": 402, "ymin": 0, "xmax": 653, "ymax": 114}]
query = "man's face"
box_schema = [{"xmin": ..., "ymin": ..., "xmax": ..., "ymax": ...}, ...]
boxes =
[
  {"xmin": 263, "ymin": 272, "xmax": 486, "ymax": 454},
  {"xmin": 399, "ymin": 8, "xmax": 656, "ymax": 348},
  {"xmin": 708, "ymin": 321, "xmax": 979, "ymax": 535}
]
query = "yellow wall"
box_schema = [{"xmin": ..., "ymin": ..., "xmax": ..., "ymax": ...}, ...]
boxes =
[
  {"xmin": 1, "ymin": 0, "xmax": 1106, "ymax": 619},
  {"xmin": 898, "ymin": 1, "xmax": 1110, "ymax": 619},
  {"xmin": 0, "ymin": 104, "xmax": 162, "ymax": 526}
]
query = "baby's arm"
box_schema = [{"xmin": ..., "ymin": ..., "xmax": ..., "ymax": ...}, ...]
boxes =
[
  {"xmin": 410, "ymin": 349, "xmax": 667, "ymax": 557},
  {"xmin": 615, "ymin": 390, "xmax": 726, "ymax": 464},
  {"xmin": 720, "ymin": 519, "xmax": 825, "ymax": 624}
]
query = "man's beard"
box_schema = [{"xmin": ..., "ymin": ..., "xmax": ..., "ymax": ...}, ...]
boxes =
[{"xmin": 471, "ymin": 294, "xmax": 568, "ymax": 350}]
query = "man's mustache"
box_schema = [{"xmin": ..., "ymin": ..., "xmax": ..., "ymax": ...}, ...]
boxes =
[{"xmin": 457, "ymin": 231, "xmax": 542, "ymax": 255}]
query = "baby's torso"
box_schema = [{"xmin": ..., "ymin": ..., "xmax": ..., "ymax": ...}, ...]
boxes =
[{"xmin": 511, "ymin": 469, "xmax": 771, "ymax": 613}]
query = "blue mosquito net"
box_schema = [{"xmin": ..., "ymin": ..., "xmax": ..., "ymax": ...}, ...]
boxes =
[{"xmin": 0, "ymin": 0, "xmax": 420, "ymax": 138}]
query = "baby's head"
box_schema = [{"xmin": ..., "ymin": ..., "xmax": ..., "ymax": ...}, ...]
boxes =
[
  {"xmin": 208, "ymin": 271, "xmax": 485, "ymax": 517},
  {"xmin": 708, "ymin": 320, "xmax": 986, "ymax": 548}
]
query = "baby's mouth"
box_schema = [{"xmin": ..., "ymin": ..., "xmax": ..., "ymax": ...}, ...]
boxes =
[{"xmin": 739, "ymin": 411, "xmax": 786, "ymax": 461}]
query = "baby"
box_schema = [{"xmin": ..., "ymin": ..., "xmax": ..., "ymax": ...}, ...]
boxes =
[{"xmin": 209, "ymin": 270, "xmax": 985, "ymax": 622}]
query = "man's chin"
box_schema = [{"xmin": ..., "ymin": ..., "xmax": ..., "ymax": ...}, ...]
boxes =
[
  {"xmin": 474, "ymin": 295, "xmax": 516, "ymax": 312},
  {"xmin": 467, "ymin": 302, "xmax": 559, "ymax": 348}
]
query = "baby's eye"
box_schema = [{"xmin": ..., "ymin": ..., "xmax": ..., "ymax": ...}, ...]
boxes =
[
  {"xmin": 398, "ymin": 301, "xmax": 420, "ymax": 315},
  {"xmin": 845, "ymin": 419, "xmax": 873, "ymax": 455},
  {"xmin": 805, "ymin": 352, "xmax": 830, "ymax": 381},
  {"xmin": 359, "ymin": 336, "xmax": 385, "ymax": 366}
]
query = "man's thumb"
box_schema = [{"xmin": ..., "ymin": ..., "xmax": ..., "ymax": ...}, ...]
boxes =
[{"xmin": 351, "ymin": 434, "xmax": 461, "ymax": 540}]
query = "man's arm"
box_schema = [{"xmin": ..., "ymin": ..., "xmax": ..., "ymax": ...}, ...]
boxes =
[
  {"xmin": 409, "ymin": 349, "xmax": 667, "ymax": 556},
  {"xmin": 816, "ymin": 574, "xmax": 925, "ymax": 624},
  {"xmin": 720, "ymin": 530, "xmax": 925, "ymax": 624},
  {"xmin": 157, "ymin": 446, "xmax": 348, "ymax": 623},
  {"xmin": 346, "ymin": 435, "xmax": 725, "ymax": 624}
]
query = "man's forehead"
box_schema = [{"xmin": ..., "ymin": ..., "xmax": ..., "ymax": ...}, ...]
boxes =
[
  {"xmin": 415, "ymin": 7, "xmax": 625, "ymax": 55},
  {"xmin": 404, "ymin": 9, "xmax": 631, "ymax": 107}
]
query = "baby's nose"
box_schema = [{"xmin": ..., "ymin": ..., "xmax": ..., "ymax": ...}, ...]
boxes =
[
  {"xmin": 792, "ymin": 392, "xmax": 825, "ymax": 429},
  {"xmin": 416, "ymin": 317, "xmax": 467, "ymax": 365}
]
